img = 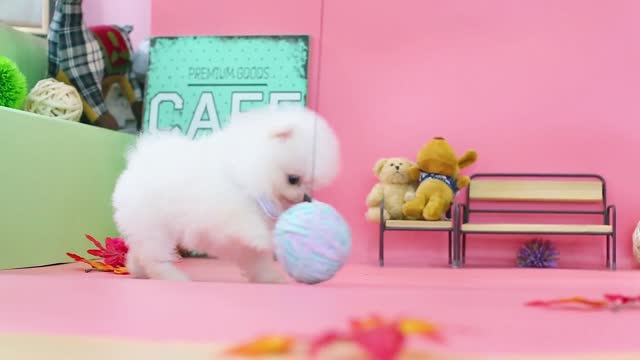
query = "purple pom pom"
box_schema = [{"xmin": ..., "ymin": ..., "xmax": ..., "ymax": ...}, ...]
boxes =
[{"xmin": 517, "ymin": 239, "xmax": 559, "ymax": 268}]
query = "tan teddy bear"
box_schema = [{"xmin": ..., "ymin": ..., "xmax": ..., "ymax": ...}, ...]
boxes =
[
  {"xmin": 365, "ymin": 157, "xmax": 419, "ymax": 223},
  {"xmin": 402, "ymin": 137, "xmax": 477, "ymax": 221}
]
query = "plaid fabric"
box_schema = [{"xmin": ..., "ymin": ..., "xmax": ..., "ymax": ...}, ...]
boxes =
[{"xmin": 48, "ymin": 0, "xmax": 107, "ymax": 119}]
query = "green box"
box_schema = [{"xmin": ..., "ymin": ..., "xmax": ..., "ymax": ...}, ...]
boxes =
[
  {"xmin": 143, "ymin": 35, "xmax": 310, "ymax": 138},
  {"xmin": 0, "ymin": 107, "xmax": 135, "ymax": 269}
]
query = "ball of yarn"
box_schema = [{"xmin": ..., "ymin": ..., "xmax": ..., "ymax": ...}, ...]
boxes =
[
  {"xmin": 274, "ymin": 201, "xmax": 351, "ymax": 284},
  {"xmin": 0, "ymin": 56, "xmax": 28, "ymax": 109},
  {"xmin": 24, "ymin": 78, "xmax": 83, "ymax": 121},
  {"xmin": 633, "ymin": 220, "xmax": 640, "ymax": 264}
]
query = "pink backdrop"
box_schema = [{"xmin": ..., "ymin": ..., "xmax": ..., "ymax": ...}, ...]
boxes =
[
  {"xmin": 150, "ymin": 0, "xmax": 640, "ymax": 269},
  {"xmin": 84, "ymin": 0, "xmax": 150, "ymax": 48}
]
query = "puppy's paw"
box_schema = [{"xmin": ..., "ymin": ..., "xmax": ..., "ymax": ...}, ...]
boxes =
[
  {"xmin": 247, "ymin": 268, "xmax": 287, "ymax": 284},
  {"xmin": 159, "ymin": 269, "xmax": 190, "ymax": 282},
  {"xmin": 236, "ymin": 248, "xmax": 287, "ymax": 284},
  {"xmin": 126, "ymin": 254, "xmax": 149, "ymax": 279},
  {"xmin": 145, "ymin": 261, "xmax": 190, "ymax": 282}
]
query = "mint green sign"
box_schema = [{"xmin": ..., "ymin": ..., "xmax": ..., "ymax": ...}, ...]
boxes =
[{"xmin": 143, "ymin": 35, "xmax": 309, "ymax": 138}]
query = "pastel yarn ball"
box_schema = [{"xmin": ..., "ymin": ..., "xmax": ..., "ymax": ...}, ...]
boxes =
[{"xmin": 274, "ymin": 201, "xmax": 351, "ymax": 284}]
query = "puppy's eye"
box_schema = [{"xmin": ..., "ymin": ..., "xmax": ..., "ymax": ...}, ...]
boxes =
[
  {"xmin": 287, "ymin": 175, "xmax": 301, "ymax": 185},
  {"xmin": 389, "ymin": 163, "xmax": 395, "ymax": 167}
]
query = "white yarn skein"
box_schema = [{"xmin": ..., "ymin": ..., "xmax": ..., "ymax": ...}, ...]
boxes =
[
  {"xmin": 633, "ymin": 220, "xmax": 640, "ymax": 264},
  {"xmin": 24, "ymin": 78, "xmax": 83, "ymax": 122}
]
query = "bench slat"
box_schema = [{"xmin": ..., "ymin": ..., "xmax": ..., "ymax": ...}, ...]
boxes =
[
  {"xmin": 461, "ymin": 223, "xmax": 612, "ymax": 234},
  {"xmin": 469, "ymin": 180, "xmax": 603, "ymax": 202},
  {"xmin": 386, "ymin": 220, "xmax": 453, "ymax": 230}
]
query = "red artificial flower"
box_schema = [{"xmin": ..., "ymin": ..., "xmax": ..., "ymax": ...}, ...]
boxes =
[
  {"xmin": 603, "ymin": 294, "xmax": 640, "ymax": 305},
  {"xmin": 66, "ymin": 252, "xmax": 129, "ymax": 275},
  {"xmin": 66, "ymin": 234, "xmax": 130, "ymax": 275},
  {"xmin": 350, "ymin": 324, "xmax": 406, "ymax": 360},
  {"xmin": 310, "ymin": 315, "xmax": 442, "ymax": 359},
  {"xmin": 526, "ymin": 294, "xmax": 640, "ymax": 311},
  {"xmin": 85, "ymin": 234, "xmax": 128, "ymax": 267}
]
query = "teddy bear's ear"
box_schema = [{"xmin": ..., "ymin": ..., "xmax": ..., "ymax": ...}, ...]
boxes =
[
  {"xmin": 373, "ymin": 158, "xmax": 387, "ymax": 176},
  {"xmin": 458, "ymin": 150, "xmax": 478, "ymax": 169}
]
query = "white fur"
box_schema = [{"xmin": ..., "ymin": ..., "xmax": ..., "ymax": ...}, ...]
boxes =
[{"xmin": 112, "ymin": 105, "xmax": 340, "ymax": 282}]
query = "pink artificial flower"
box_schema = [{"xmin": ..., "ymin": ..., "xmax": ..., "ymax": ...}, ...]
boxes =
[
  {"xmin": 85, "ymin": 234, "xmax": 129, "ymax": 268},
  {"xmin": 310, "ymin": 322, "xmax": 406, "ymax": 360},
  {"xmin": 350, "ymin": 324, "xmax": 406, "ymax": 360}
]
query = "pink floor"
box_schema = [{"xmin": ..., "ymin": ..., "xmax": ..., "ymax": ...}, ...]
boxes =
[{"xmin": 1, "ymin": 259, "xmax": 639, "ymax": 355}]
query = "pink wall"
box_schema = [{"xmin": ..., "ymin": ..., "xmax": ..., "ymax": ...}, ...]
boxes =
[
  {"xmin": 83, "ymin": 0, "xmax": 150, "ymax": 48},
  {"xmin": 152, "ymin": 0, "xmax": 640, "ymax": 269}
]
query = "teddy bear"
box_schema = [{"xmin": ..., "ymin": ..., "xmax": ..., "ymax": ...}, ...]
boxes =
[
  {"xmin": 365, "ymin": 157, "xmax": 419, "ymax": 223},
  {"xmin": 402, "ymin": 137, "xmax": 477, "ymax": 221}
]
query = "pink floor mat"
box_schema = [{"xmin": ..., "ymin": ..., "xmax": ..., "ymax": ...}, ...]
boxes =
[{"xmin": 1, "ymin": 259, "xmax": 639, "ymax": 356}]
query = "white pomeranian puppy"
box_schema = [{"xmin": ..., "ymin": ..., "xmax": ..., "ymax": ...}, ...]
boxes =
[{"xmin": 112, "ymin": 105, "xmax": 340, "ymax": 282}]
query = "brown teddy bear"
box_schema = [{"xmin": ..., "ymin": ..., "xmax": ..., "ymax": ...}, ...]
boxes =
[
  {"xmin": 402, "ymin": 137, "xmax": 477, "ymax": 221},
  {"xmin": 365, "ymin": 157, "xmax": 419, "ymax": 223}
]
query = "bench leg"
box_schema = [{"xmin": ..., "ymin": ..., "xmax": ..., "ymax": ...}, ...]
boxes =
[
  {"xmin": 451, "ymin": 206, "xmax": 459, "ymax": 268},
  {"xmin": 448, "ymin": 231, "xmax": 453, "ymax": 266},
  {"xmin": 612, "ymin": 231, "xmax": 617, "ymax": 271},
  {"xmin": 606, "ymin": 234, "xmax": 617, "ymax": 271},
  {"xmin": 461, "ymin": 233, "xmax": 467, "ymax": 266},
  {"xmin": 606, "ymin": 235, "xmax": 611, "ymax": 269},
  {"xmin": 453, "ymin": 230, "xmax": 461, "ymax": 268},
  {"xmin": 379, "ymin": 228, "xmax": 384, "ymax": 267}
]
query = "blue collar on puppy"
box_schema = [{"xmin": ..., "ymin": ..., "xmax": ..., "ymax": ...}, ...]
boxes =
[
  {"xmin": 255, "ymin": 194, "xmax": 311, "ymax": 220},
  {"xmin": 418, "ymin": 172, "xmax": 460, "ymax": 194},
  {"xmin": 256, "ymin": 195, "xmax": 282, "ymax": 220}
]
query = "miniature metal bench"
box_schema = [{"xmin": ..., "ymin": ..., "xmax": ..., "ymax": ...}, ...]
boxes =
[
  {"xmin": 378, "ymin": 198, "xmax": 455, "ymax": 267},
  {"xmin": 454, "ymin": 173, "xmax": 617, "ymax": 269}
]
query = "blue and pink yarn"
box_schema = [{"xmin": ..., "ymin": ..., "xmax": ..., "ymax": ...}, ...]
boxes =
[{"xmin": 274, "ymin": 201, "xmax": 351, "ymax": 284}]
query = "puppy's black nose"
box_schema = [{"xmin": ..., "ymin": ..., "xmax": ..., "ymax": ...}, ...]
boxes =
[
  {"xmin": 303, "ymin": 194, "xmax": 312, "ymax": 202},
  {"xmin": 395, "ymin": 165, "xmax": 400, "ymax": 170}
]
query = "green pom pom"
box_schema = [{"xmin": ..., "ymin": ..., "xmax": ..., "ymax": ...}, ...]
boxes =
[{"xmin": 0, "ymin": 56, "xmax": 28, "ymax": 109}]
